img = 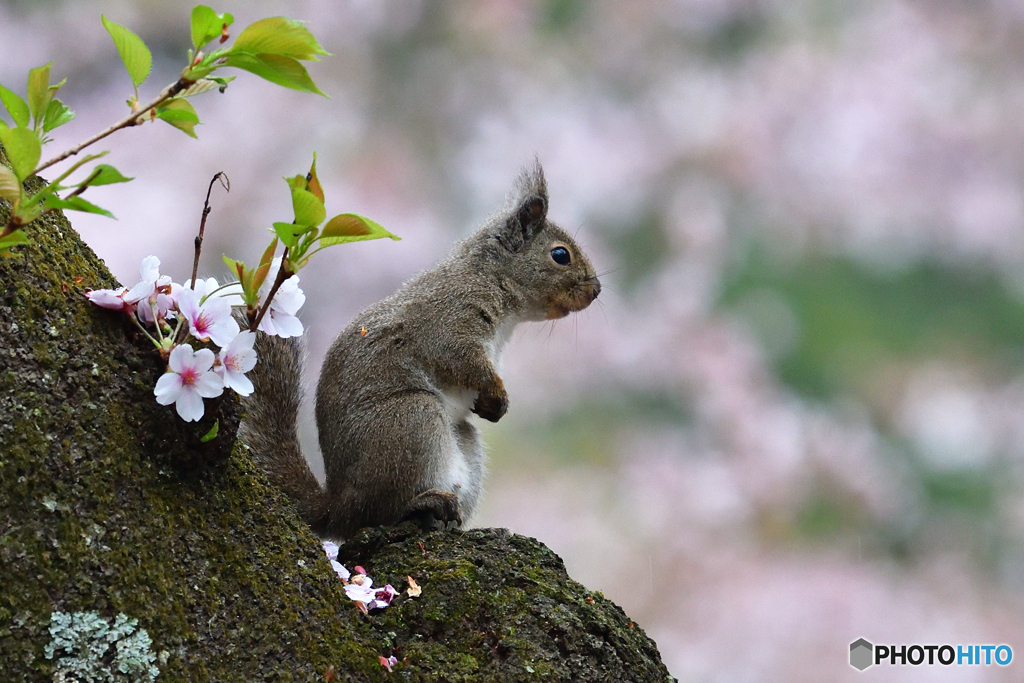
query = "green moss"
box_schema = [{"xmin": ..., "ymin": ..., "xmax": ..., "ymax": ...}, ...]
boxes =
[
  {"xmin": 0, "ymin": 151, "xmax": 669, "ymax": 681},
  {"xmin": 334, "ymin": 524, "xmax": 671, "ymax": 681}
]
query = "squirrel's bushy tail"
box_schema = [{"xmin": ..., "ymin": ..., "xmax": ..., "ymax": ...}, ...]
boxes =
[{"xmin": 240, "ymin": 333, "xmax": 330, "ymax": 532}]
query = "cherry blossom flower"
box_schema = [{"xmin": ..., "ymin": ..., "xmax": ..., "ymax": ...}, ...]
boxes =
[
  {"xmin": 121, "ymin": 256, "xmax": 178, "ymax": 325},
  {"xmin": 369, "ymin": 584, "xmax": 398, "ymax": 609},
  {"xmin": 153, "ymin": 344, "xmax": 224, "ymax": 422},
  {"xmin": 124, "ymin": 255, "xmax": 172, "ymax": 305},
  {"xmin": 86, "ymin": 287, "xmax": 131, "ymax": 312},
  {"xmin": 216, "ymin": 331, "xmax": 257, "ymax": 396},
  {"xmin": 184, "ymin": 277, "xmax": 220, "ymax": 298},
  {"xmin": 258, "ymin": 258, "xmax": 305, "ymax": 338},
  {"xmin": 178, "ymin": 288, "xmax": 239, "ymax": 348},
  {"xmin": 322, "ymin": 541, "xmax": 351, "ymax": 581},
  {"xmin": 344, "ymin": 573, "xmax": 397, "ymax": 609}
]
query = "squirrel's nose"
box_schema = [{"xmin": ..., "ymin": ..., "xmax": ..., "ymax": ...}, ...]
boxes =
[{"xmin": 591, "ymin": 278, "xmax": 601, "ymax": 300}]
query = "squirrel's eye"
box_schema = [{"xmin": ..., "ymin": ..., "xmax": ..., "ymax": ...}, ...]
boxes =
[{"xmin": 550, "ymin": 246, "xmax": 571, "ymax": 266}]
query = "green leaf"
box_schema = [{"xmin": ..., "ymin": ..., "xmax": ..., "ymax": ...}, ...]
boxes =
[
  {"xmin": 0, "ymin": 84, "xmax": 30, "ymax": 128},
  {"xmin": 42, "ymin": 98, "xmax": 75, "ymax": 134},
  {"xmin": 306, "ymin": 152, "xmax": 324, "ymax": 202},
  {"xmin": 86, "ymin": 164, "xmax": 134, "ymax": 187},
  {"xmin": 191, "ymin": 6, "xmax": 234, "ymax": 50},
  {"xmin": 318, "ymin": 213, "xmax": 400, "ymax": 245},
  {"xmin": 155, "ymin": 98, "xmax": 200, "ymax": 138},
  {"xmin": 0, "ymin": 126, "xmax": 41, "ymax": 181},
  {"xmin": 253, "ymin": 237, "xmax": 278, "ymax": 291},
  {"xmin": 251, "ymin": 261, "xmax": 272, "ymax": 293},
  {"xmin": 272, "ymin": 221, "xmax": 306, "ymax": 249},
  {"xmin": 221, "ymin": 52, "xmax": 326, "ymax": 96},
  {"xmin": 208, "ymin": 75, "xmax": 235, "ymax": 92},
  {"xmin": 0, "ymin": 163, "xmax": 22, "ymax": 203},
  {"xmin": 231, "ymin": 17, "xmax": 329, "ymax": 61},
  {"xmin": 45, "ymin": 151, "xmax": 108, "ymax": 191},
  {"xmin": 43, "ymin": 194, "xmax": 115, "ymax": 218},
  {"xmin": 222, "ymin": 255, "xmax": 244, "ymax": 275},
  {"xmin": 179, "ymin": 78, "xmax": 224, "ymax": 98},
  {"xmin": 26, "ymin": 63, "xmax": 53, "ymax": 125},
  {"xmin": 258, "ymin": 236, "xmax": 279, "ymax": 269},
  {"xmin": 0, "ymin": 229, "xmax": 30, "ymax": 252},
  {"xmin": 290, "ymin": 186, "xmax": 325, "ymax": 227},
  {"xmin": 102, "ymin": 15, "xmax": 153, "ymax": 88},
  {"xmin": 199, "ymin": 419, "xmax": 220, "ymax": 442}
]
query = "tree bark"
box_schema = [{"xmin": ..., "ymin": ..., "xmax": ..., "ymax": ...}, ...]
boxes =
[{"xmin": 0, "ymin": 147, "xmax": 672, "ymax": 681}]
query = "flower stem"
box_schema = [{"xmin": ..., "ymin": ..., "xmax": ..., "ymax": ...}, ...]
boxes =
[{"xmin": 128, "ymin": 313, "xmax": 161, "ymax": 348}]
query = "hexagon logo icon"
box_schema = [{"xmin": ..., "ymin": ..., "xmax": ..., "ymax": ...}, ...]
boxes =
[{"xmin": 850, "ymin": 638, "xmax": 874, "ymax": 671}]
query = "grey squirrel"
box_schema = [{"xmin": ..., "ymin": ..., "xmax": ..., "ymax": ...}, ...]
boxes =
[{"xmin": 240, "ymin": 162, "xmax": 601, "ymax": 539}]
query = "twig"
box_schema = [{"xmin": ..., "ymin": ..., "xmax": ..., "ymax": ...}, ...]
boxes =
[
  {"xmin": 190, "ymin": 172, "xmax": 229, "ymax": 288},
  {"xmin": 33, "ymin": 78, "xmax": 192, "ymax": 175},
  {"xmin": 248, "ymin": 248, "xmax": 290, "ymax": 332}
]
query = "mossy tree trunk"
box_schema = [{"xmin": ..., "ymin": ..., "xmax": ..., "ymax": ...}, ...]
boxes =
[{"xmin": 0, "ymin": 151, "xmax": 671, "ymax": 681}]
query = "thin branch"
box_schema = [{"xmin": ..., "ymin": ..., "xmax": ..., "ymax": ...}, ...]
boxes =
[
  {"xmin": 248, "ymin": 248, "xmax": 290, "ymax": 332},
  {"xmin": 63, "ymin": 168, "xmax": 102, "ymax": 201},
  {"xmin": 190, "ymin": 172, "xmax": 230, "ymax": 288},
  {"xmin": 33, "ymin": 78, "xmax": 192, "ymax": 175}
]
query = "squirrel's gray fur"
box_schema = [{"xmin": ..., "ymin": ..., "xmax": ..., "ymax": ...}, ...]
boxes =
[{"xmin": 240, "ymin": 162, "xmax": 600, "ymax": 539}]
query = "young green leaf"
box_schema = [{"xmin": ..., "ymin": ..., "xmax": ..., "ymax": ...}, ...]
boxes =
[
  {"xmin": 272, "ymin": 221, "xmax": 307, "ymax": 249},
  {"xmin": 223, "ymin": 255, "xmax": 244, "ymax": 275},
  {"xmin": 44, "ymin": 151, "xmax": 109, "ymax": 191},
  {"xmin": 258, "ymin": 236, "xmax": 279, "ymax": 269},
  {"xmin": 191, "ymin": 6, "xmax": 234, "ymax": 51},
  {"xmin": 86, "ymin": 164, "xmax": 134, "ymax": 187},
  {"xmin": 208, "ymin": 75, "xmax": 235, "ymax": 92},
  {"xmin": 0, "ymin": 228, "xmax": 30, "ymax": 254},
  {"xmin": 318, "ymin": 213, "xmax": 400, "ymax": 246},
  {"xmin": 0, "ymin": 164, "xmax": 22, "ymax": 203},
  {"xmin": 155, "ymin": 98, "xmax": 200, "ymax": 138},
  {"xmin": 102, "ymin": 15, "xmax": 153, "ymax": 88},
  {"xmin": 306, "ymin": 153, "xmax": 324, "ymax": 202},
  {"xmin": 0, "ymin": 84, "xmax": 30, "ymax": 128},
  {"xmin": 179, "ymin": 78, "xmax": 223, "ymax": 98},
  {"xmin": 199, "ymin": 419, "xmax": 220, "ymax": 442},
  {"xmin": 43, "ymin": 194, "xmax": 115, "ymax": 218},
  {"xmin": 0, "ymin": 126, "xmax": 42, "ymax": 181},
  {"xmin": 26, "ymin": 63, "xmax": 54, "ymax": 125},
  {"xmin": 221, "ymin": 53, "xmax": 326, "ymax": 96},
  {"xmin": 42, "ymin": 98, "xmax": 75, "ymax": 133},
  {"xmin": 231, "ymin": 17, "xmax": 330, "ymax": 61},
  {"xmin": 290, "ymin": 186, "xmax": 326, "ymax": 227}
]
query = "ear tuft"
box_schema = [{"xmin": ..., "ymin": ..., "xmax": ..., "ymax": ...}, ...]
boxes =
[
  {"xmin": 514, "ymin": 158, "xmax": 548, "ymax": 205},
  {"xmin": 499, "ymin": 159, "xmax": 549, "ymax": 251}
]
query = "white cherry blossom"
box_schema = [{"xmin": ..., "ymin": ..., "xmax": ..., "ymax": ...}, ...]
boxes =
[
  {"xmin": 153, "ymin": 344, "xmax": 224, "ymax": 422},
  {"xmin": 178, "ymin": 288, "xmax": 239, "ymax": 348},
  {"xmin": 258, "ymin": 258, "xmax": 305, "ymax": 338},
  {"xmin": 216, "ymin": 330, "xmax": 257, "ymax": 396}
]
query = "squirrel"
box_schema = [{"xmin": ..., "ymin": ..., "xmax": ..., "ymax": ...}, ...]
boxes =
[{"xmin": 240, "ymin": 162, "xmax": 601, "ymax": 539}]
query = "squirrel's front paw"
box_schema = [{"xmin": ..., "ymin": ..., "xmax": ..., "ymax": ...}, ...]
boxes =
[{"xmin": 473, "ymin": 388, "xmax": 508, "ymax": 423}]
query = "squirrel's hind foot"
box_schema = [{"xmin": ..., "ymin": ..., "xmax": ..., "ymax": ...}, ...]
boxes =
[{"xmin": 401, "ymin": 488, "xmax": 463, "ymax": 531}]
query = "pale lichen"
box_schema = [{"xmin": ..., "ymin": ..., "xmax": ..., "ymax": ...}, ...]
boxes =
[{"xmin": 45, "ymin": 611, "xmax": 160, "ymax": 683}]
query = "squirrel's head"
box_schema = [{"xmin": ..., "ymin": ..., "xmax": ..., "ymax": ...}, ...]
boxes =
[{"xmin": 485, "ymin": 162, "xmax": 601, "ymax": 321}]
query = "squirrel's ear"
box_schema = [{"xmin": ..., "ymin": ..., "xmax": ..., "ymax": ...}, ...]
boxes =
[{"xmin": 500, "ymin": 161, "xmax": 549, "ymax": 252}]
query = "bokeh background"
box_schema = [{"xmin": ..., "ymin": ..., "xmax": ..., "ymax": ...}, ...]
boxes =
[{"xmin": 5, "ymin": 0, "xmax": 1024, "ymax": 679}]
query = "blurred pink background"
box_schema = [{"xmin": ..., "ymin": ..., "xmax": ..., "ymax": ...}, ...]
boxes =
[{"xmin": 5, "ymin": 1, "xmax": 1024, "ymax": 679}]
